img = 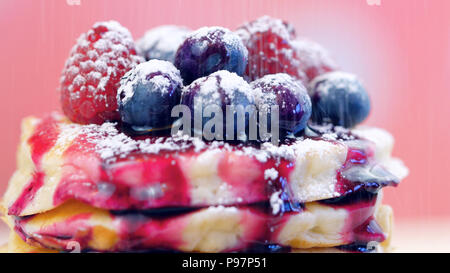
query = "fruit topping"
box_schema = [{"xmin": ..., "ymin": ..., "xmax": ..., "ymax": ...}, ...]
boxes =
[
  {"xmin": 180, "ymin": 70, "xmax": 256, "ymax": 140},
  {"xmin": 137, "ymin": 25, "xmax": 190, "ymax": 63},
  {"xmin": 117, "ymin": 60, "xmax": 183, "ymax": 132},
  {"xmin": 251, "ymin": 73, "xmax": 311, "ymax": 136},
  {"xmin": 309, "ymin": 71, "xmax": 371, "ymax": 128},
  {"xmin": 175, "ymin": 27, "xmax": 248, "ymax": 85},
  {"xmin": 236, "ymin": 16, "xmax": 306, "ymax": 83},
  {"xmin": 292, "ymin": 38, "xmax": 338, "ymax": 82},
  {"xmin": 60, "ymin": 21, "xmax": 143, "ymax": 124}
]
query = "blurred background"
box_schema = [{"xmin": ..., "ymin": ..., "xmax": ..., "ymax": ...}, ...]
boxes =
[{"xmin": 0, "ymin": 0, "xmax": 449, "ymax": 250}]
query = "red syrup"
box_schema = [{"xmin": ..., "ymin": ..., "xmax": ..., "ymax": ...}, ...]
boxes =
[
  {"xmin": 335, "ymin": 145, "xmax": 399, "ymax": 196},
  {"xmin": 217, "ymin": 152, "xmax": 270, "ymax": 203},
  {"xmin": 12, "ymin": 191, "xmax": 382, "ymax": 253},
  {"xmin": 353, "ymin": 216, "xmax": 385, "ymax": 243},
  {"xmin": 8, "ymin": 173, "xmax": 44, "ymax": 216},
  {"xmin": 8, "ymin": 116, "xmax": 60, "ymax": 215},
  {"xmin": 9, "ymin": 116, "xmax": 394, "ymax": 252},
  {"xmin": 335, "ymin": 146, "xmax": 371, "ymax": 195},
  {"xmin": 54, "ymin": 142, "xmax": 192, "ymax": 211},
  {"xmin": 116, "ymin": 214, "xmax": 186, "ymax": 251},
  {"xmin": 319, "ymin": 189, "xmax": 385, "ymax": 246},
  {"xmin": 53, "ymin": 131, "xmax": 297, "ymax": 210},
  {"xmin": 11, "ymin": 114, "xmax": 401, "ymax": 213}
]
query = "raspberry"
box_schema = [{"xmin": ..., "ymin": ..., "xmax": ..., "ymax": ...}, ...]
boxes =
[
  {"xmin": 60, "ymin": 21, "xmax": 143, "ymax": 124},
  {"xmin": 236, "ymin": 16, "xmax": 306, "ymax": 83},
  {"xmin": 292, "ymin": 38, "xmax": 338, "ymax": 82}
]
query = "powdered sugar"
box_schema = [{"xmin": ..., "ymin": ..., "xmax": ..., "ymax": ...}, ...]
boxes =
[
  {"xmin": 232, "ymin": 139, "xmax": 300, "ymax": 163},
  {"xmin": 236, "ymin": 15, "xmax": 293, "ymax": 45},
  {"xmin": 184, "ymin": 70, "xmax": 256, "ymax": 108},
  {"xmin": 62, "ymin": 20, "xmax": 141, "ymax": 99},
  {"xmin": 254, "ymin": 73, "xmax": 298, "ymax": 88},
  {"xmin": 137, "ymin": 25, "xmax": 190, "ymax": 63},
  {"xmin": 117, "ymin": 60, "xmax": 183, "ymax": 104},
  {"xmin": 78, "ymin": 123, "xmax": 199, "ymax": 161},
  {"xmin": 235, "ymin": 16, "xmax": 306, "ymax": 83},
  {"xmin": 60, "ymin": 20, "xmax": 143, "ymax": 123},
  {"xmin": 187, "ymin": 26, "xmax": 247, "ymax": 57},
  {"xmin": 251, "ymin": 73, "xmax": 308, "ymax": 110},
  {"xmin": 264, "ymin": 168, "xmax": 279, "ymax": 180},
  {"xmin": 57, "ymin": 115, "xmax": 304, "ymax": 165},
  {"xmin": 309, "ymin": 71, "xmax": 362, "ymax": 96},
  {"xmin": 214, "ymin": 70, "xmax": 254, "ymax": 100},
  {"xmin": 270, "ymin": 190, "xmax": 283, "ymax": 215},
  {"xmin": 291, "ymin": 38, "xmax": 337, "ymax": 80}
]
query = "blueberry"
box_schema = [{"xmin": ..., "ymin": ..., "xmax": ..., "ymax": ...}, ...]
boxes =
[
  {"xmin": 181, "ymin": 70, "xmax": 256, "ymax": 140},
  {"xmin": 251, "ymin": 73, "xmax": 312, "ymax": 136},
  {"xmin": 137, "ymin": 25, "xmax": 190, "ymax": 63},
  {"xmin": 308, "ymin": 71, "xmax": 371, "ymax": 128},
  {"xmin": 175, "ymin": 27, "xmax": 248, "ymax": 85},
  {"xmin": 117, "ymin": 60, "xmax": 183, "ymax": 132}
]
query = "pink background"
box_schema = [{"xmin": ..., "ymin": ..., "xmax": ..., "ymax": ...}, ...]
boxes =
[{"xmin": 0, "ymin": 0, "xmax": 449, "ymax": 219}]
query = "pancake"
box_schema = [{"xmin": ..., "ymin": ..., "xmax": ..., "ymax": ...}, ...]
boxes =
[
  {"xmin": 3, "ymin": 190, "xmax": 390, "ymax": 253},
  {"xmin": 2, "ymin": 114, "xmax": 407, "ymax": 217},
  {"xmin": 1, "ymin": 201, "xmax": 392, "ymax": 253}
]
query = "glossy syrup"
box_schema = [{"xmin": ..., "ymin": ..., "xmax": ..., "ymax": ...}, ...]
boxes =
[
  {"xmin": 12, "ymin": 188, "xmax": 384, "ymax": 253},
  {"xmin": 9, "ymin": 116, "xmax": 59, "ymax": 215},
  {"xmin": 9, "ymin": 115, "xmax": 392, "ymax": 252}
]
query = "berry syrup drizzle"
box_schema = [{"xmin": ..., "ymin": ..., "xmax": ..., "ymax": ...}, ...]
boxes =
[
  {"xmin": 9, "ymin": 116, "xmax": 398, "ymax": 212},
  {"xmin": 8, "ymin": 116, "xmax": 59, "ymax": 215},
  {"xmin": 9, "ymin": 116, "xmax": 396, "ymax": 252},
  {"xmin": 51, "ymin": 123, "xmax": 294, "ymax": 211},
  {"xmin": 306, "ymin": 123, "xmax": 399, "ymax": 196},
  {"xmin": 12, "ymin": 189, "xmax": 384, "ymax": 253}
]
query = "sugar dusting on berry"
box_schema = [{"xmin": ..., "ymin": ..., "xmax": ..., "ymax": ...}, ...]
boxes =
[
  {"xmin": 235, "ymin": 16, "xmax": 306, "ymax": 83},
  {"xmin": 187, "ymin": 27, "xmax": 247, "ymax": 58},
  {"xmin": 252, "ymin": 73, "xmax": 306, "ymax": 110},
  {"xmin": 137, "ymin": 25, "xmax": 190, "ymax": 62},
  {"xmin": 184, "ymin": 70, "xmax": 256, "ymax": 109},
  {"xmin": 291, "ymin": 38, "xmax": 337, "ymax": 81},
  {"xmin": 236, "ymin": 15, "xmax": 293, "ymax": 45},
  {"xmin": 214, "ymin": 71, "xmax": 254, "ymax": 100},
  {"xmin": 60, "ymin": 20, "xmax": 143, "ymax": 124},
  {"xmin": 309, "ymin": 71, "xmax": 363, "ymax": 96},
  {"xmin": 118, "ymin": 60, "xmax": 183, "ymax": 104}
]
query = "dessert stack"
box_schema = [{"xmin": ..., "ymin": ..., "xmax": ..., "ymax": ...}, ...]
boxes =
[{"xmin": 0, "ymin": 16, "xmax": 407, "ymax": 253}]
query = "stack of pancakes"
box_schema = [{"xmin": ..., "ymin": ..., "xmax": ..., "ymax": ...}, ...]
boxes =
[{"xmin": 0, "ymin": 113, "xmax": 407, "ymax": 252}]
